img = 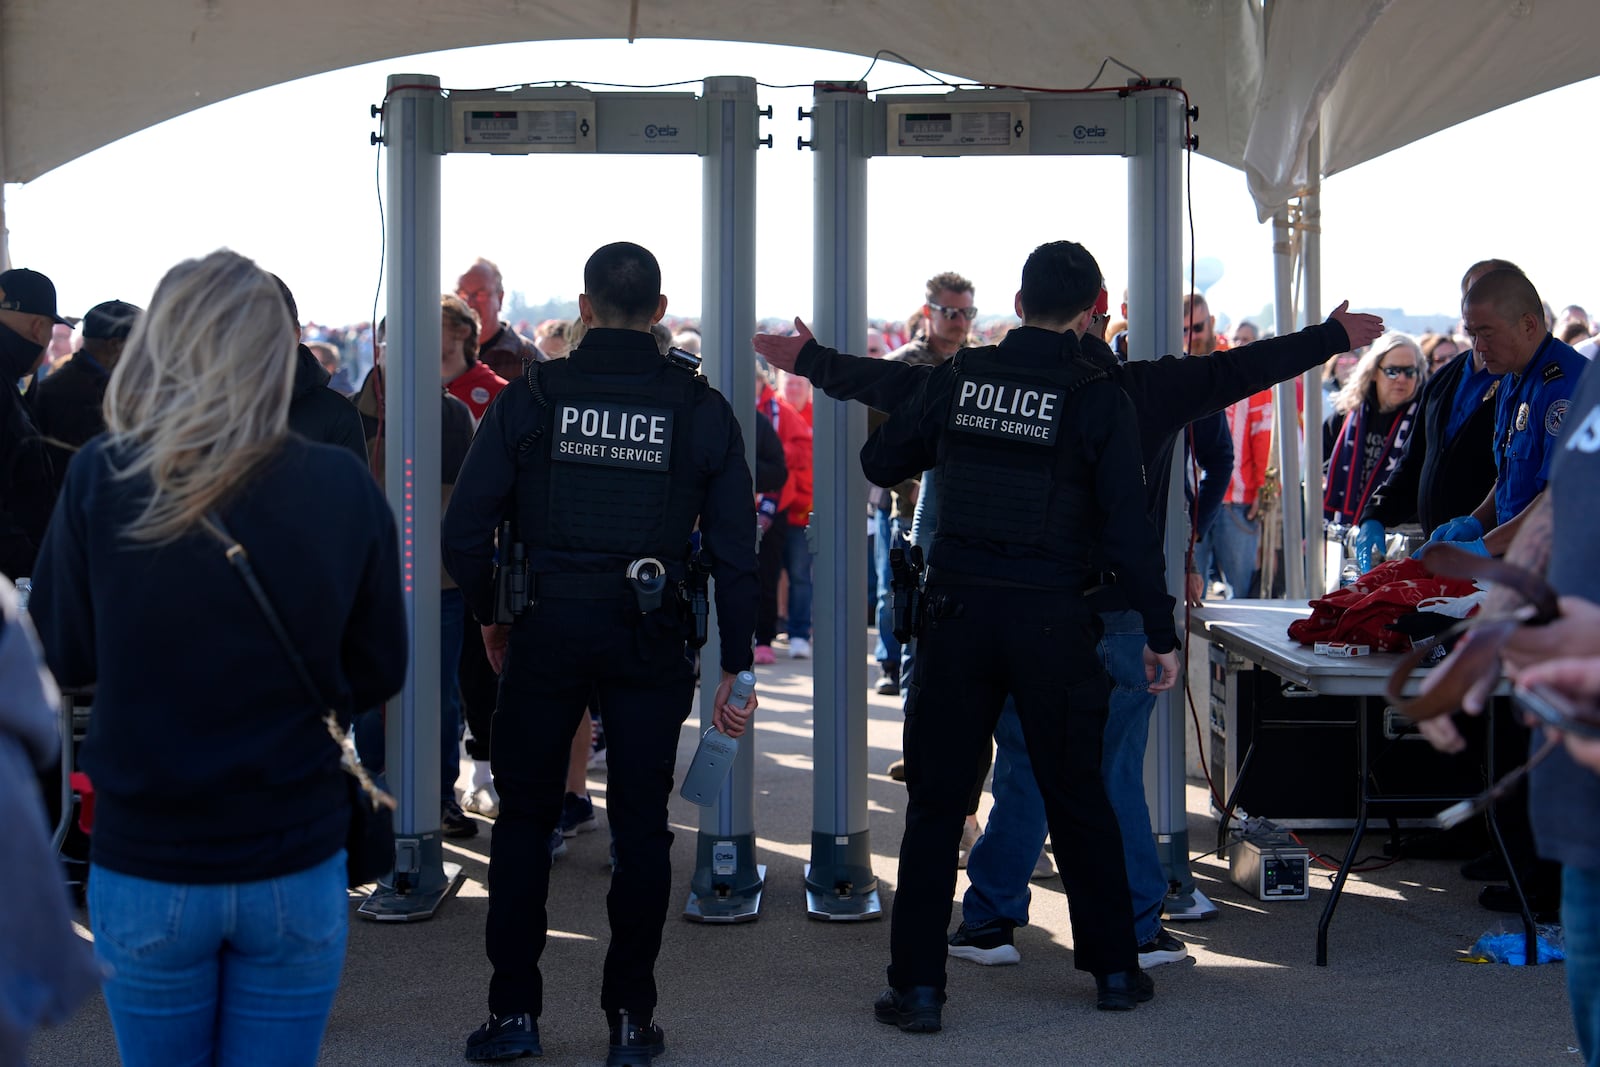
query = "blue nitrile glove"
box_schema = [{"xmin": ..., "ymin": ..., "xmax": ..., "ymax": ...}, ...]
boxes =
[
  {"xmin": 1414, "ymin": 515, "xmax": 1484, "ymax": 559},
  {"xmin": 1353, "ymin": 520, "xmax": 1387, "ymax": 572}
]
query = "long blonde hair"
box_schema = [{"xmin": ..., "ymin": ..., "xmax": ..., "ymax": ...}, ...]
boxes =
[
  {"xmin": 1333, "ymin": 331, "xmax": 1426, "ymax": 417},
  {"xmin": 103, "ymin": 250, "xmax": 298, "ymax": 542}
]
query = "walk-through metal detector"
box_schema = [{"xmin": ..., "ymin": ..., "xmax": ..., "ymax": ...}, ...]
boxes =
[
  {"xmin": 376, "ymin": 73, "xmax": 765, "ymax": 923},
  {"xmin": 801, "ymin": 79, "xmax": 1214, "ymax": 921}
]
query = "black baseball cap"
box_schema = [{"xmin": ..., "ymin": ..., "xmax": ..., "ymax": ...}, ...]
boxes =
[
  {"xmin": 0, "ymin": 267, "xmax": 71, "ymax": 325},
  {"xmin": 82, "ymin": 300, "xmax": 142, "ymax": 340}
]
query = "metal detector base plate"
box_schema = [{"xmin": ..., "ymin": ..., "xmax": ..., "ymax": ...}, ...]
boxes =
[
  {"xmin": 356, "ymin": 861, "xmax": 463, "ymax": 923},
  {"xmin": 803, "ymin": 864, "xmax": 883, "ymax": 922},
  {"xmin": 1163, "ymin": 887, "xmax": 1219, "ymax": 922},
  {"xmin": 683, "ymin": 865, "xmax": 766, "ymax": 923}
]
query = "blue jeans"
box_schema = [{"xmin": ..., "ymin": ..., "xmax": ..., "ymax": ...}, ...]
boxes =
[
  {"xmin": 1195, "ymin": 502, "xmax": 1260, "ymax": 598},
  {"xmin": 963, "ymin": 611, "xmax": 1166, "ymax": 946},
  {"xmin": 873, "ymin": 510, "xmax": 904, "ymax": 667},
  {"xmin": 782, "ymin": 523, "xmax": 813, "ymax": 642},
  {"xmin": 1565, "ymin": 866, "xmax": 1600, "ymax": 1066},
  {"xmin": 88, "ymin": 851, "xmax": 348, "ymax": 1067},
  {"xmin": 354, "ymin": 588, "xmax": 465, "ymax": 802}
]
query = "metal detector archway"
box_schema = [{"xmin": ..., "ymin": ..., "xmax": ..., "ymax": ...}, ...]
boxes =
[
  {"xmin": 375, "ymin": 73, "xmax": 767, "ymax": 923},
  {"xmin": 800, "ymin": 79, "xmax": 1213, "ymax": 921}
]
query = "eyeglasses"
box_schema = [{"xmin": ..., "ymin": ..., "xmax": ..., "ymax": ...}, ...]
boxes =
[
  {"xmin": 928, "ymin": 302, "xmax": 978, "ymax": 322},
  {"xmin": 1183, "ymin": 322, "xmax": 1208, "ymax": 336},
  {"xmin": 1380, "ymin": 365, "xmax": 1419, "ymax": 380}
]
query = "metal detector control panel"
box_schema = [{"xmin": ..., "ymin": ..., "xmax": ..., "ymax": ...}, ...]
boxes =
[
  {"xmin": 881, "ymin": 97, "xmax": 1030, "ymax": 156},
  {"xmin": 448, "ymin": 90, "xmax": 702, "ymax": 155},
  {"xmin": 450, "ymin": 97, "xmax": 597, "ymax": 152},
  {"xmin": 873, "ymin": 90, "xmax": 1132, "ymax": 157}
]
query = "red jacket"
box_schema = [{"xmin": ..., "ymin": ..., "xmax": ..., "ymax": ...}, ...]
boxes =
[
  {"xmin": 760, "ymin": 384, "xmax": 813, "ymax": 524},
  {"xmin": 447, "ymin": 361, "xmax": 508, "ymax": 421}
]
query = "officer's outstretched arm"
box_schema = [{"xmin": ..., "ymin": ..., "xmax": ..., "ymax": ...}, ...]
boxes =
[{"xmin": 860, "ymin": 364, "xmax": 946, "ymax": 487}]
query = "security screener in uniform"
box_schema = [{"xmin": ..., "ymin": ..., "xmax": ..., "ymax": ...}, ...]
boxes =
[
  {"xmin": 857, "ymin": 240, "xmax": 1181, "ymax": 1027},
  {"xmin": 756, "ymin": 290, "xmax": 1382, "ymax": 976},
  {"xmin": 1421, "ymin": 268, "xmax": 1586, "ymax": 559},
  {"xmin": 442, "ymin": 242, "xmax": 759, "ymax": 1066}
]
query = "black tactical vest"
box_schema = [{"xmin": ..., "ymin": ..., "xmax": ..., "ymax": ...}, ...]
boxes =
[
  {"xmin": 517, "ymin": 356, "xmax": 705, "ymax": 560},
  {"xmin": 935, "ymin": 343, "xmax": 1108, "ymax": 549}
]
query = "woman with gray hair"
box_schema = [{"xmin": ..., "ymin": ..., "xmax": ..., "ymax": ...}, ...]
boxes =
[
  {"xmin": 28, "ymin": 249, "xmax": 407, "ymax": 1067},
  {"xmin": 1322, "ymin": 331, "xmax": 1428, "ymax": 524}
]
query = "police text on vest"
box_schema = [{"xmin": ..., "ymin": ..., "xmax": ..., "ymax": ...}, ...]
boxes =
[{"xmin": 553, "ymin": 403, "xmax": 675, "ymax": 471}]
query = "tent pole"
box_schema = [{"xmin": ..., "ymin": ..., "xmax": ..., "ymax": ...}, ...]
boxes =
[
  {"xmin": 1301, "ymin": 126, "xmax": 1324, "ymax": 596},
  {"xmin": 1272, "ymin": 210, "xmax": 1306, "ymax": 600}
]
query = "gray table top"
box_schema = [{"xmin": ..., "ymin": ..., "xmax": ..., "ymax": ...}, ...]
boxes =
[{"xmin": 1187, "ymin": 599, "xmax": 1425, "ymax": 697}]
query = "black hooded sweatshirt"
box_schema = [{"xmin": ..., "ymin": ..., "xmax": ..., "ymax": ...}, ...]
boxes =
[
  {"xmin": 0, "ymin": 323, "xmax": 55, "ymax": 578},
  {"xmin": 287, "ymin": 343, "xmax": 365, "ymax": 462}
]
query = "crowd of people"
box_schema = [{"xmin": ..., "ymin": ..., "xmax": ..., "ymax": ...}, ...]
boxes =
[{"xmin": 6, "ymin": 237, "xmax": 1600, "ymax": 1066}]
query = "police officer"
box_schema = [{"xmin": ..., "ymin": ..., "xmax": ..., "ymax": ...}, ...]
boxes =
[
  {"xmin": 756, "ymin": 271, "xmax": 1382, "ymax": 981},
  {"xmin": 442, "ymin": 242, "xmax": 759, "ymax": 1065},
  {"xmin": 861, "ymin": 240, "xmax": 1181, "ymax": 1028},
  {"xmin": 1423, "ymin": 268, "xmax": 1587, "ymax": 558}
]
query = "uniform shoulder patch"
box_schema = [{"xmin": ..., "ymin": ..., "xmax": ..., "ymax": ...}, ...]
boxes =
[
  {"xmin": 1542, "ymin": 360, "xmax": 1565, "ymax": 384},
  {"xmin": 1546, "ymin": 398, "xmax": 1570, "ymax": 437}
]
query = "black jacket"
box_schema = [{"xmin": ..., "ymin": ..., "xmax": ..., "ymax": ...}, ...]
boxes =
[
  {"xmin": 797, "ymin": 319, "xmax": 1349, "ymax": 612},
  {"xmin": 29, "ymin": 435, "xmax": 406, "ymax": 884},
  {"xmin": 288, "ymin": 344, "xmax": 366, "ymax": 462},
  {"xmin": 1358, "ymin": 349, "xmax": 1500, "ymax": 535},
  {"xmin": 0, "ymin": 324, "xmax": 55, "ymax": 579},
  {"xmin": 442, "ymin": 328, "xmax": 759, "ymax": 674},
  {"xmin": 862, "ymin": 326, "xmax": 1179, "ymax": 653},
  {"xmin": 754, "ymin": 412, "xmax": 788, "ymax": 495},
  {"xmin": 1187, "ymin": 409, "xmax": 1233, "ymax": 542},
  {"xmin": 26, "ymin": 353, "xmax": 111, "ymax": 461}
]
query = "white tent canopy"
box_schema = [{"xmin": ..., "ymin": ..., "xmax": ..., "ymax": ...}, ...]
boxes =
[{"xmin": 4, "ymin": 0, "xmax": 1595, "ymax": 212}]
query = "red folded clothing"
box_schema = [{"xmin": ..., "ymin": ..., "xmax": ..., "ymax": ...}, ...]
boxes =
[{"xmin": 1287, "ymin": 559, "xmax": 1478, "ymax": 652}]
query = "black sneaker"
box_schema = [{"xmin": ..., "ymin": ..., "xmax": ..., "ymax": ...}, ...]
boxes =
[
  {"xmin": 947, "ymin": 919, "xmax": 1020, "ymax": 966},
  {"xmin": 442, "ymin": 800, "xmax": 479, "ymax": 839},
  {"xmin": 1094, "ymin": 969, "xmax": 1155, "ymax": 1011},
  {"xmin": 560, "ymin": 792, "xmax": 599, "ymax": 837},
  {"xmin": 873, "ymin": 985, "xmax": 945, "ymax": 1033},
  {"xmin": 464, "ymin": 1012, "xmax": 542, "ymax": 1061},
  {"xmin": 605, "ymin": 1012, "xmax": 665, "ymax": 1066},
  {"xmin": 875, "ymin": 663, "xmax": 901, "ymax": 696},
  {"xmin": 1136, "ymin": 927, "xmax": 1189, "ymax": 970}
]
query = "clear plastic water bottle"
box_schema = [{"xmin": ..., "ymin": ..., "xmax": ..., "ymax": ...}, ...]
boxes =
[{"xmin": 14, "ymin": 576, "xmax": 30, "ymax": 613}]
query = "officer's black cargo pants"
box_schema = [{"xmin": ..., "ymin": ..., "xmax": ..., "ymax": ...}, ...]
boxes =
[
  {"xmin": 889, "ymin": 582, "xmax": 1138, "ymax": 991},
  {"xmin": 484, "ymin": 594, "xmax": 695, "ymax": 1024}
]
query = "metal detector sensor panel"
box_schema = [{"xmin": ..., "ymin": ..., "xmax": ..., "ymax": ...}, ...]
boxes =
[
  {"xmin": 450, "ymin": 100, "xmax": 597, "ymax": 153},
  {"xmin": 885, "ymin": 101, "xmax": 1029, "ymax": 155}
]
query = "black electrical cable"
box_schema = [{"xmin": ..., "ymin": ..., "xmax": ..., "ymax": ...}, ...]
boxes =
[
  {"xmin": 856, "ymin": 49, "xmax": 958, "ymax": 88},
  {"xmin": 1082, "ymin": 55, "xmax": 1150, "ymax": 90}
]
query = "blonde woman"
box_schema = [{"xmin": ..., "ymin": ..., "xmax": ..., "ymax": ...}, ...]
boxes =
[
  {"xmin": 29, "ymin": 250, "xmax": 406, "ymax": 1067},
  {"xmin": 1322, "ymin": 331, "xmax": 1428, "ymax": 524}
]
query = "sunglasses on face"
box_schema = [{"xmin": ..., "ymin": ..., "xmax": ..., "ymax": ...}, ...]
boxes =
[
  {"xmin": 1380, "ymin": 364, "xmax": 1419, "ymax": 380},
  {"xmin": 928, "ymin": 302, "xmax": 978, "ymax": 322}
]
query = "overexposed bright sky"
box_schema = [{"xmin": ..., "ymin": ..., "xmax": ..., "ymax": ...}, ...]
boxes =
[{"xmin": 7, "ymin": 38, "xmax": 1600, "ymax": 331}]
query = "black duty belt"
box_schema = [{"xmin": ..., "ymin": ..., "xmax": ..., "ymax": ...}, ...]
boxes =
[
  {"xmin": 529, "ymin": 572, "xmax": 631, "ymax": 600},
  {"xmin": 924, "ymin": 567, "xmax": 1056, "ymax": 591},
  {"xmin": 924, "ymin": 566, "xmax": 1116, "ymax": 594}
]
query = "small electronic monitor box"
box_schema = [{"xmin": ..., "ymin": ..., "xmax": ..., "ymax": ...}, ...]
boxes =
[{"xmin": 1229, "ymin": 834, "xmax": 1311, "ymax": 901}]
